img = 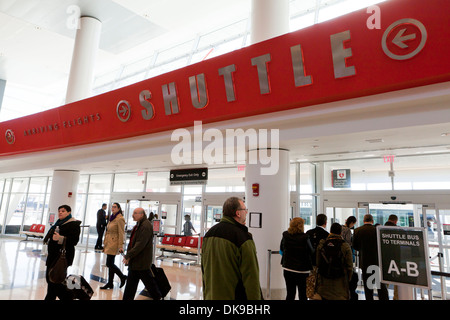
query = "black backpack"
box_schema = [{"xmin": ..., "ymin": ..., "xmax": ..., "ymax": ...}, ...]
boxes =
[{"xmin": 318, "ymin": 238, "xmax": 345, "ymax": 279}]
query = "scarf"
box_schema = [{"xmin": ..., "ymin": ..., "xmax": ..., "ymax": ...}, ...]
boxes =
[
  {"xmin": 109, "ymin": 212, "xmax": 120, "ymax": 222},
  {"xmin": 50, "ymin": 213, "xmax": 73, "ymax": 231}
]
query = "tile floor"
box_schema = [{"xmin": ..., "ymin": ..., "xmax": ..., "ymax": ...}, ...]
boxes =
[{"xmin": 0, "ymin": 236, "xmax": 202, "ymax": 300}]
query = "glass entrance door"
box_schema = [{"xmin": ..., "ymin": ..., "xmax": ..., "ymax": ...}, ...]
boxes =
[
  {"xmin": 160, "ymin": 203, "xmax": 178, "ymax": 235},
  {"xmin": 204, "ymin": 205, "xmax": 222, "ymax": 234},
  {"xmin": 124, "ymin": 200, "xmax": 159, "ymax": 237}
]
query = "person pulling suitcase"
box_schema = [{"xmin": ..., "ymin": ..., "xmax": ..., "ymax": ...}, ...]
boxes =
[{"xmin": 122, "ymin": 207, "xmax": 162, "ymax": 300}]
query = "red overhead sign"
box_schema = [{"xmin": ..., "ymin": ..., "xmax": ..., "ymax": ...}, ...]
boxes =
[{"xmin": 1, "ymin": 0, "xmax": 450, "ymax": 156}]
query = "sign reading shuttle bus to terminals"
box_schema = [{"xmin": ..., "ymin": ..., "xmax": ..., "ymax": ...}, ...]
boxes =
[
  {"xmin": 1, "ymin": 0, "xmax": 450, "ymax": 156},
  {"xmin": 377, "ymin": 226, "xmax": 431, "ymax": 289}
]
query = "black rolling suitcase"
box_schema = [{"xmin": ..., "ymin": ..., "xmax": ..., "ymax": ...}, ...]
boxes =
[
  {"xmin": 151, "ymin": 264, "xmax": 171, "ymax": 298},
  {"xmin": 65, "ymin": 274, "xmax": 94, "ymax": 300}
]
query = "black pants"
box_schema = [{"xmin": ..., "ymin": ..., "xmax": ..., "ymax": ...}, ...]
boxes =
[
  {"xmin": 349, "ymin": 271, "xmax": 359, "ymax": 300},
  {"xmin": 283, "ymin": 269, "xmax": 308, "ymax": 300},
  {"xmin": 123, "ymin": 269, "xmax": 162, "ymax": 300},
  {"xmin": 96, "ymin": 226, "xmax": 105, "ymax": 248},
  {"xmin": 106, "ymin": 254, "xmax": 125, "ymax": 284},
  {"xmin": 44, "ymin": 267, "xmax": 73, "ymax": 300},
  {"xmin": 361, "ymin": 267, "xmax": 389, "ymax": 300}
]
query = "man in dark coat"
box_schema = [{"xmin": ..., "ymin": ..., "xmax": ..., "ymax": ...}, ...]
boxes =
[
  {"xmin": 95, "ymin": 203, "xmax": 107, "ymax": 250},
  {"xmin": 306, "ymin": 214, "xmax": 329, "ymax": 265},
  {"xmin": 353, "ymin": 214, "xmax": 389, "ymax": 300},
  {"xmin": 122, "ymin": 207, "xmax": 161, "ymax": 300}
]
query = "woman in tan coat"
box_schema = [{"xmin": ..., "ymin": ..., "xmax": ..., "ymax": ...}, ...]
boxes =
[{"xmin": 101, "ymin": 202, "xmax": 127, "ymax": 289}]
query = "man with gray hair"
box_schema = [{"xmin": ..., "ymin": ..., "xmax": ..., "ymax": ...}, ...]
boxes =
[
  {"xmin": 201, "ymin": 197, "xmax": 262, "ymax": 300},
  {"xmin": 353, "ymin": 214, "xmax": 389, "ymax": 300},
  {"xmin": 122, "ymin": 207, "xmax": 161, "ymax": 300}
]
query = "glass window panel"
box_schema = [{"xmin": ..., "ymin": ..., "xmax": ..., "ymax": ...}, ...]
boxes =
[
  {"xmin": 5, "ymin": 193, "xmax": 26, "ymax": 234},
  {"xmin": 300, "ymin": 195, "xmax": 316, "ymax": 232},
  {"xmin": 113, "ymin": 172, "xmax": 145, "ymax": 192},
  {"xmin": 77, "ymin": 175, "xmax": 89, "ymax": 193},
  {"xmin": 84, "ymin": 194, "xmax": 111, "ymax": 236},
  {"xmin": 197, "ymin": 20, "xmax": 247, "ymax": 49},
  {"xmin": 155, "ymin": 40, "xmax": 195, "ymax": 65},
  {"xmin": 0, "ymin": 179, "xmax": 4, "ymax": 192},
  {"xmin": 206, "ymin": 38, "xmax": 244, "ymax": 59},
  {"xmin": 4, "ymin": 179, "xmax": 11, "ymax": 193},
  {"xmin": 146, "ymin": 172, "xmax": 181, "ymax": 193},
  {"xmin": 89, "ymin": 174, "xmax": 112, "ymax": 193},
  {"xmin": 11, "ymin": 178, "xmax": 29, "ymax": 193},
  {"xmin": 121, "ymin": 56, "xmax": 153, "ymax": 78},
  {"xmin": 290, "ymin": 12, "xmax": 315, "ymax": 31},
  {"xmin": 74, "ymin": 194, "xmax": 87, "ymax": 222},
  {"xmin": 300, "ymin": 163, "xmax": 315, "ymax": 193},
  {"xmin": 28, "ymin": 177, "xmax": 48, "ymax": 193},
  {"xmin": 318, "ymin": 0, "xmax": 387, "ymax": 23},
  {"xmin": 93, "ymin": 69, "xmax": 121, "ymax": 89},
  {"xmin": 324, "ymin": 158, "xmax": 392, "ymax": 191},
  {"xmin": 114, "ymin": 72, "xmax": 147, "ymax": 89},
  {"xmin": 205, "ymin": 167, "xmax": 244, "ymax": 192},
  {"xmin": 290, "ymin": 163, "xmax": 297, "ymax": 192},
  {"xmin": 184, "ymin": 186, "xmax": 202, "ymax": 195},
  {"xmin": 0, "ymin": 192, "xmax": 9, "ymax": 232},
  {"xmin": 23, "ymin": 194, "xmax": 45, "ymax": 226},
  {"xmin": 147, "ymin": 57, "xmax": 189, "ymax": 78}
]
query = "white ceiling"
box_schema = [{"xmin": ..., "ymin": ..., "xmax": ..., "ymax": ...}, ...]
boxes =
[{"xmin": 0, "ymin": 0, "xmax": 450, "ymax": 179}]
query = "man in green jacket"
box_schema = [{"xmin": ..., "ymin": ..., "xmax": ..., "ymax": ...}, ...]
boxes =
[{"xmin": 201, "ymin": 197, "xmax": 262, "ymax": 300}]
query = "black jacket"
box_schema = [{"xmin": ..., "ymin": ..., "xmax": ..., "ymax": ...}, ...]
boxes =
[
  {"xmin": 124, "ymin": 215, "xmax": 154, "ymax": 270},
  {"xmin": 44, "ymin": 218, "xmax": 81, "ymax": 268},
  {"xmin": 96, "ymin": 209, "xmax": 107, "ymax": 228},
  {"xmin": 280, "ymin": 231, "xmax": 314, "ymax": 272},
  {"xmin": 306, "ymin": 226, "xmax": 329, "ymax": 250},
  {"xmin": 353, "ymin": 223, "xmax": 379, "ymax": 269}
]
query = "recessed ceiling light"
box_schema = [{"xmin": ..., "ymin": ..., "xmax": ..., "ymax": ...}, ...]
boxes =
[{"xmin": 441, "ymin": 133, "xmax": 450, "ymax": 137}]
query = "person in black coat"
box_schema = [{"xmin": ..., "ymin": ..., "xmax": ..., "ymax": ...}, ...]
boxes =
[
  {"xmin": 280, "ymin": 217, "xmax": 314, "ymax": 300},
  {"xmin": 353, "ymin": 214, "xmax": 389, "ymax": 300},
  {"xmin": 122, "ymin": 207, "xmax": 161, "ymax": 300},
  {"xmin": 43, "ymin": 204, "xmax": 81, "ymax": 300},
  {"xmin": 306, "ymin": 214, "xmax": 329, "ymax": 265},
  {"xmin": 95, "ymin": 203, "xmax": 107, "ymax": 250}
]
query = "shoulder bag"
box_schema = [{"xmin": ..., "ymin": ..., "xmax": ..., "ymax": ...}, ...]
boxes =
[{"xmin": 48, "ymin": 237, "xmax": 68, "ymax": 284}]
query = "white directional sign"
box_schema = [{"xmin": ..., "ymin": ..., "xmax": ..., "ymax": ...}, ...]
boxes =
[{"xmin": 382, "ymin": 18, "xmax": 427, "ymax": 60}]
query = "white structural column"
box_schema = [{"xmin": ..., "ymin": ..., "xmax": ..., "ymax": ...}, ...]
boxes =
[
  {"xmin": 65, "ymin": 16, "xmax": 102, "ymax": 104},
  {"xmin": 250, "ymin": 0, "xmax": 290, "ymax": 45},
  {"xmin": 46, "ymin": 170, "xmax": 79, "ymax": 228},
  {"xmin": 245, "ymin": 148, "xmax": 290, "ymax": 299}
]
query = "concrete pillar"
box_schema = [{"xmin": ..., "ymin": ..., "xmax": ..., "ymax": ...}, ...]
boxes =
[
  {"xmin": 245, "ymin": 148, "xmax": 290, "ymax": 299},
  {"xmin": 0, "ymin": 79, "xmax": 5, "ymax": 113},
  {"xmin": 46, "ymin": 170, "xmax": 80, "ymax": 229},
  {"xmin": 65, "ymin": 16, "xmax": 102, "ymax": 104},
  {"xmin": 250, "ymin": 0, "xmax": 290, "ymax": 45}
]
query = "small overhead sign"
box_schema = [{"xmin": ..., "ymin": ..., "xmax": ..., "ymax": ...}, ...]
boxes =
[
  {"xmin": 331, "ymin": 169, "xmax": 351, "ymax": 188},
  {"xmin": 170, "ymin": 168, "xmax": 208, "ymax": 185}
]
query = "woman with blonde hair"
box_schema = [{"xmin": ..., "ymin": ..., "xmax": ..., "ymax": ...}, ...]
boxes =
[
  {"xmin": 101, "ymin": 202, "xmax": 127, "ymax": 289},
  {"xmin": 279, "ymin": 217, "xmax": 314, "ymax": 300}
]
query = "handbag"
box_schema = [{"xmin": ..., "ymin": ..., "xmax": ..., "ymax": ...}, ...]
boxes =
[
  {"xmin": 306, "ymin": 267, "xmax": 322, "ymax": 300},
  {"xmin": 48, "ymin": 238, "xmax": 68, "ymax": 284}
]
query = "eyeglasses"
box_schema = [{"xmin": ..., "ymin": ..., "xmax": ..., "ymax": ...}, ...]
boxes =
[{"xmin": 238, "ymin": 208, "xmax": 248, "ymax": 212}]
